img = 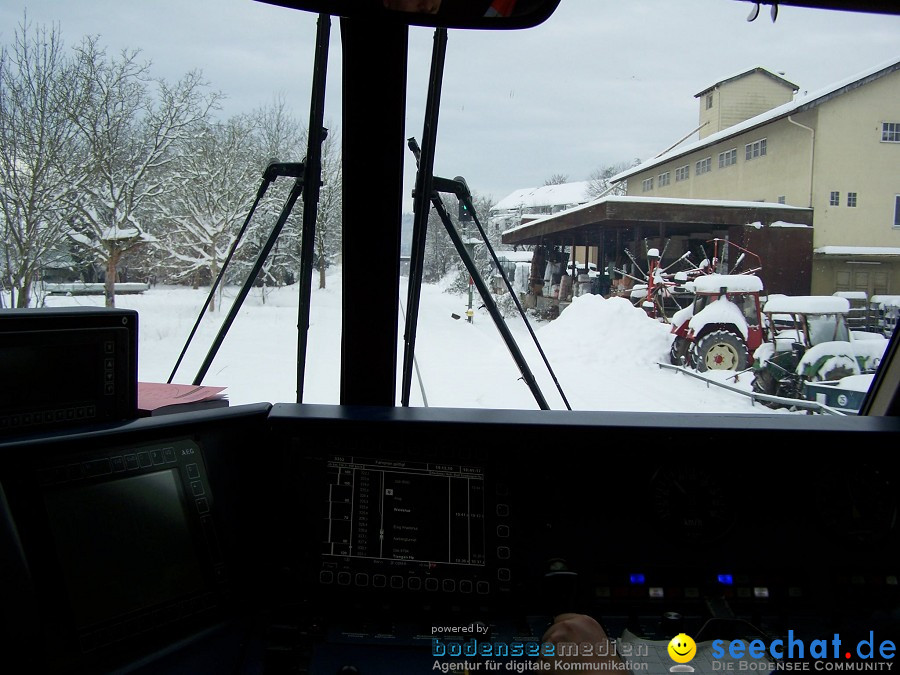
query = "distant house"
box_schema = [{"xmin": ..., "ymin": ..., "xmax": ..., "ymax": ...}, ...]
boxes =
[
  {"xmin": 612, "ymin": 58, "xmax": 900, "ymax": 297},
  {"xmin": 490, "ymin": 181, "xmax": 592, "ymax": 238}
]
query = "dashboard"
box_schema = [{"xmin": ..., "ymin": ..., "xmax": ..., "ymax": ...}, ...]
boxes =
[{"xmin": 1, "ymin": 403, "xmax": 896, "ymax": 673}]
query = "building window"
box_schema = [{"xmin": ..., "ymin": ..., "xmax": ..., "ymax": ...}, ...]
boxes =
[
  {"xmin": 778, "ymin": 196, "xmax": 786, "ymax": 204},
  {"xmin": 718, "ymin": 148, "xmax": 737, "ymax": 168},
  {"xmin": 642, "ymin": 177, "xmax": 653, "ymax": 192},
  {"xmin": 658, "ymin": 172, "xmax": 670, "ymax": 187},
  {"xmin": 696, "ymin": 157, "xmax": 712, "ymax": 175},
  {"xmin": 847, "ymin": 192, "xmax": 857, "ymax": 207},
  {"xmin": 894, "ymin": 195, "xmax": 900, "ymax": 228},
  {"xmin": 882, "ymin": 122, "xmax": 900, "ymax": 143},
  {"xmin": 675, "ymin": 165, "xmax": 689, "ymax": 182},
  {"xmin": 706, "ymin": 94, "xmax": 713, "ymax": 110},
  {"xmin": 745, "ymin": 138, "xmax": 767, "ymax": 160},
  {"xmin": 830, "ymin": 191, "xmax": 840, "ymax": 206}
]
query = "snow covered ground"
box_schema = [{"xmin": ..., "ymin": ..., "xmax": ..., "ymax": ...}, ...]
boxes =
[{"xmin": 43, "ymin": 268, "xmax": 784, "ymax": 414}]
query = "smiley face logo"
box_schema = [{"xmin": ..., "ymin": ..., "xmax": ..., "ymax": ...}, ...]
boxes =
[{"xmin": 667, "ymin": 633, "xmax": 697, "ymax": 664}]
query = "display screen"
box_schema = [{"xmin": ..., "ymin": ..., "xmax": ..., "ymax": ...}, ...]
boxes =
[
  {"xmin": 324, "ymin": 456, "xmax": 485, "ymax": 567},
  {"xmin": 0, "ymin": 339, "xmax": 101, "ymax": 409},
  {"xmin": 44, "ymin": 469, "xmax": 205, "ymax": 627}
]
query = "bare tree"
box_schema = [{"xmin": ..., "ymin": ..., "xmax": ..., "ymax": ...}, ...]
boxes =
[
  {"xmin": 243, "ymin": 97, "xmax": 306, "ymax": 295},
  {"xmin": 313, "ymin": 125, "xmax": 342, "ymax": 289},
  {"xmin": 0, "ymin": 17, "xmax": 82, "ymax": 307},
  {"xmin": 155, "ymin": 114, "xmax": 260, "ymax": 310},
  {"xmin": 585, "ymin": 160, "xmax": 637, "ymax": 199},
  {"xmin": 543, "ymin": 173, "xmax": 569, "ymax": 186},
  {"xmin": 66, "ymin": 37, "xmax": 219, "ymax": 307}
]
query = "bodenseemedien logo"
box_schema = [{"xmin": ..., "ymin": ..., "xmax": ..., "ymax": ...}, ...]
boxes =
[{"xmin": 668, "ymin": 633, "xmax": 697, "ymax": 672}]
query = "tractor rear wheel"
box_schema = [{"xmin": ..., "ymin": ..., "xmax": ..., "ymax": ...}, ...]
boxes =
[
  {"xmin": 695, "ymin": 330, "xmax": 749, "ymax": 372},
  {"xmin": 669, "ymin": 337, "xmax": 691, "ymax": 366}
]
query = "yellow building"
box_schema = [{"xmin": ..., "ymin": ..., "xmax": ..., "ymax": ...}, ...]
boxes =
[{"xmin": 613, "ymin": 58, "xmax": 900, "ymax": 297}]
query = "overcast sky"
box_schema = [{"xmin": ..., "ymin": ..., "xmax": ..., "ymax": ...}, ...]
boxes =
[{"xmin": 3, "ymin": 0, "xmax": 898, "ymax": 208}]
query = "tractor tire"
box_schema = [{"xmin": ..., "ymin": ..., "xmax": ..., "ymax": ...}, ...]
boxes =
[
  {"xmin": 669, "ymin": 336, "xmax": 690, "ymax": 366},
  {"xmin": 751, "ymin": 369, "xmax": 777, "ymax": 395},
  {"xmin": 695, "ymin": 330, "xmax": 749, "ymax": 372},
  {"xmin": 751, "ymin": 369, "xmax": 786, "ymax": 408}
]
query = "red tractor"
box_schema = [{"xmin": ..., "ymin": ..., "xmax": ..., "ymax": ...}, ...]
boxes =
[{"xmin": 669, "ymin": 273, "xmax": 766, "ymax": 372}]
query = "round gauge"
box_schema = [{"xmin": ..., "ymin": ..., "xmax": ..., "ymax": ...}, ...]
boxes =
[
  {"xmin": 649, "ymin": 465, "xmax": 738, "ymax": 543},
  {"xmin": 815, "ymin": 463, "xmax": 897, "ymax": 545}
]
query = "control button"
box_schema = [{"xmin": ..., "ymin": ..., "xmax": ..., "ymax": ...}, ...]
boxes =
[
  {"xmin": 84, "ymin": 459, "xmax": 112, "ymax": 476},
  {"xmin": 150, "ymin": 450, "xmax": 164, "ymax": 465},
  {"xmin": 105, "ymin": 371, "xmax": 114, "ymax": 383},
  {"xmin": 196, "ymin": 498, "xmax": 210, "ymax": 514},
  {"xmin": 125, "ymin": 454, "xmax": 139, "ymax": 470},
  {"xmin": 186, "ymin": 463, "xmax": 201, "ymax": 479},
  {"xmin": 737, "ymin": 587, "xmax": 751, "ymax": 599},
  {"xmin": 498, "ymin": 568, "xmax": 511, "ymax": 582},
  {"xmin": 496, "ymin": 483, "xmax": 509, "ymax": 496},
  {"xmin": 442, "ymin": 579, "xmax": 455, "ymax": 593},
  {"xmin": 477, "ymin": 581, "xmax": 490, "ymax": 595},
  {"xmin": 497, "ymin": 546, "xmax": 510, "ymax": 560},
  {"xmin": 684, "ymin": 587, "xmax": 700, "ymax": 599},
  {"xmin": 425, "ymin": 578, "xmax": 439, "ymax": 592},
  {"xmin": 459, "ymin": 580, "xmax": 473, "ymax": 594},
  {"xmin": 595, "ymin": 586, "xmax": 611, "ymax": 598},
  {"xmin": 75, "ymin": 407, "xmax": 86, "ymax": 419},
  {"xmin": 373, "ymin": 574, "xmax": 387, "ymax": 588},
  {"xmin": 355, "ymin": 573, "xmax": 369, "ymax": 587},
  {"xmin": 408, "ymin": 577, "xmax": 422, "ymax": 591},
  {"xmin": 337, "ymin": 572, "xmax": 351, "ymax": 586},
  {"xmin": 104, "ymin": 341, "xmax": 115, "ymax": 354},
  {"xmin": 191, "ymin": 480, "xmax": 205, "ymax": 496},
  {"xmin": 649, "ymin": 587, "xmax": 664, "ymax": 598},
  {"xmin": 138, "ymin": 452, "xmax": 151, "ymax": 468},
  {"xmin": 22, "ymin": 413, "xmax": 32, "ymax": 425},
  {"xmin": 105, "ymin": 358, "xmax": 115, "ymax": 369},
  {"xmin": 497, "ymin": 525, "xmax": 510, "ymax": 538},
  {"xmin": 86, "ymin": 405, "xmax": 96, "ymax": 417},
  {"xmin": 390, "ymin": 576, "xmax": 404, "ymax": 590},
  {"xmin": 163, "ymin": 447, "xmax": 176, "ymax": 462},
  {"xmin": 497, "ymin": 504, "xmax": 510, "ymax": 517},
  {"xmin": 105, "ymin": 384, "xmax": 115, "ymax": 395}
]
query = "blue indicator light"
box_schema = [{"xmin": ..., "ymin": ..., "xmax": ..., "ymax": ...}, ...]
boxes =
[
  {"xmin": 629, "ymin": 574, "xmax": 646, "ymax": 585},
  {"xmin": 717, "ymin": 574, "xmax": 734, "ymax": 585}
]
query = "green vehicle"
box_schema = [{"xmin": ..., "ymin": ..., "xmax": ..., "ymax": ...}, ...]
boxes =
[{"xmin": 751, "ymin": 295, "xmax": 888, "ymax": 404}]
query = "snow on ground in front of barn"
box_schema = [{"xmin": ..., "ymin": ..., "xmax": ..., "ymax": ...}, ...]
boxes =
[{"xmin": 43, "ymin": 267, "xmax": 773, "ymax": 414}]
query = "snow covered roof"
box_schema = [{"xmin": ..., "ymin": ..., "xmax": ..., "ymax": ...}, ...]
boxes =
[
  {"xmin": 814, "ymin": 246, "xmax": 900, "ymax": 256},
  {"xmin": 690, "ymin": 274, "xmax": 764, "ymax": 294},
  {"xmin": 694, "ymin": 67, "xmax": 799, "ymax": 98},
  {"xmin": 763, "ymin": 295, "xmax": 850, "ymax": 314},
  {"xmin": 502, "ymin": 194, "xmax": 809, "ymax": 236},
  {"xmin": 492, "ymin": 181, "xmax": 591, "ymax": 212},
  {"xmin": 613, "ymin": 56, "xmax": 900, "ymax": 183}
]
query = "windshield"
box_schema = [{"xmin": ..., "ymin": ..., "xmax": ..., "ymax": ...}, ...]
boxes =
[
  {"xmin": 2, "ymin": 0, "xmax": 898, "ymax": 414},
  {"xmin": 806, "ymin": 313, "xmax": 851, "ymax": 345}
]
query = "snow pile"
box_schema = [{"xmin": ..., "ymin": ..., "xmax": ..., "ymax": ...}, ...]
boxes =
[{"xmin": 538, "ymin": 295, "xmax": 673, "ymax": 369}]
